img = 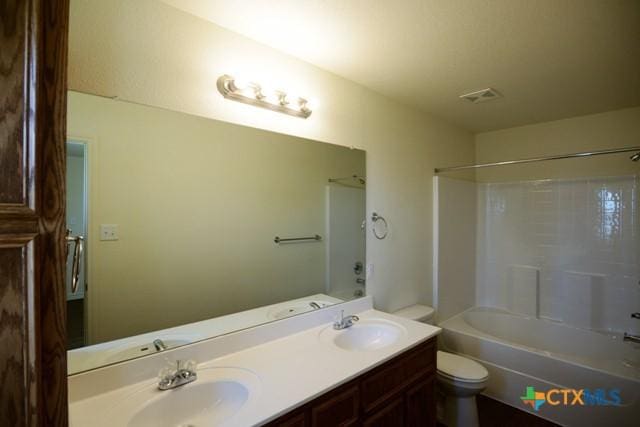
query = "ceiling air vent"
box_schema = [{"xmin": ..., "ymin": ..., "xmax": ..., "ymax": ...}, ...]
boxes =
[{"xmin": 459, "ymin": 88, "xmax": 502, "ymax": 104}]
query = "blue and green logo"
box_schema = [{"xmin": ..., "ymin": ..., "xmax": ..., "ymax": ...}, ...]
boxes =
[
  {"xmin": 520, "ymin": 386, "xmax": 621, "ymax": 411},
  {"xmin": 520, "ymin": 386, "xmax": 546, "ymax": 411}
]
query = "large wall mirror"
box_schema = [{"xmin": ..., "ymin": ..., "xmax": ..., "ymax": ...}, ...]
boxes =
[{"xmin": 66, "ymin": 91, "xmax": 366, "ymax": 374}]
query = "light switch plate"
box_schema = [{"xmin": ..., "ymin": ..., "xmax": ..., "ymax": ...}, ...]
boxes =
[{"xmin": 100, "ymin": 224, "xmax": 118, "ymax": 241}]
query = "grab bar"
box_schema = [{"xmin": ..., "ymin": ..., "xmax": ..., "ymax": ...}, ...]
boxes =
[{"xmin": 274, "ymin": 234, "xmax": 322, "ymax": 244}]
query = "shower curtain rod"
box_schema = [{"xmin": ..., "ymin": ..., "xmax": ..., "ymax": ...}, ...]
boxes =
[{"xmin": 434, "ymin": 145, "xmax": 640, "ymax": 174}]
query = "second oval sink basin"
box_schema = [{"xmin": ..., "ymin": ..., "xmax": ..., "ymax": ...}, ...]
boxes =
[{"xmin": 321, "ymin": 319, "xmax": 407, "ymax": 351}]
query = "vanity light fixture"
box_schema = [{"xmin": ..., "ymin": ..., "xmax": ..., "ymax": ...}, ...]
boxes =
[{"xmin": 216, "ymin": 74, "xmax": 312, "ymax": 119}]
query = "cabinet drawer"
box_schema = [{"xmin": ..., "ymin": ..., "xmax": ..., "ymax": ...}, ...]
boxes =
[
  {"xmin": 362, "ymin": 398, "xmax": 404, "ymax": 427},
  {"xmin": 267, "ymin": 410, "xmax": 307, "ymax": 427},
  {"xmin": 360, "ymin": 341, "xmax": 435, "ymax": 413},
  {"xmin": 311, "ymin": 385, "xmax": 359, "ymax": 427}
]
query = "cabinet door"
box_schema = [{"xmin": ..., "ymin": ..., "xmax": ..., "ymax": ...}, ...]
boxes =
[
  {"xmin": 311, "ymin": 385, "xmax": 360, "ymax": 427},
  {"xmin": 361, "ymin": 341, "xmax": 435, "ymax": 413},
  {"xmin": 362, "ymin": 398, "xmax": 404, "ymax": 427},
  {"xmin": 405, "ymin": 375, "xmax": 436, "ymax": 427}
]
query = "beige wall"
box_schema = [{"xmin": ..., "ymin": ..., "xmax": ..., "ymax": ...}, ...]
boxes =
[
  {"xmin": 68, "ymin": 91, "xmax": 365, "ymax": 343},
  {"xmin": 474, "ymin": 107, "xmax": 640, "ymax": 182},
  {"xmin": 69, "ymin": 0, "xmax": 475, "ymax": 315}
]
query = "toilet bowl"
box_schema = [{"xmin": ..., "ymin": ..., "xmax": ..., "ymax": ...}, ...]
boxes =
[
  {"xmin": 394, "ymin": 305, "xmax": 488, "ymax": 427},
  {"xmin": 436, "ymin": 350, "xmax": 488, "ymax": 426}
]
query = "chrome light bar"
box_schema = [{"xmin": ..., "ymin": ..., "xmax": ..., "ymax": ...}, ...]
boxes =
[{"xmin": 216, "ymin": 74, "xmax": 312, "ymax": 119}]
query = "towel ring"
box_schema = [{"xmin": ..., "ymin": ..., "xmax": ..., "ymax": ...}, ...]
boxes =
[{"xmin": 371, "ymin": 212, "xmax": 388, "ymax": 240}]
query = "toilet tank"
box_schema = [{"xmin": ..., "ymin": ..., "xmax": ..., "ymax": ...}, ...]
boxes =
[{"xmin": 393, "ymin": 305, "xmax": 435, "ymax": 325}]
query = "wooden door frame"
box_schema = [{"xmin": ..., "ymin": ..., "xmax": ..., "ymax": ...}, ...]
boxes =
[{"xmin": 1, "ymin": 0, "xmax": 69, "ymax": 425}]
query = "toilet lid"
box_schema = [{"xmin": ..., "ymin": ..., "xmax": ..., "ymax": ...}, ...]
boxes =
[
  {"xmin": 393, "ymin": 304, "xmax": 435, "ymax": 322},
  {"xmin": 437, "ymin": 351, "xmax": 488, "ymax": 382}
]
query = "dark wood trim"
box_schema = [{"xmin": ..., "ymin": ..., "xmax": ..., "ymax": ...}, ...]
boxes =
[
  {"xmin": 0, "ymin": 0, "xmax": 69, "ymax": 425},
  {"xmin": 0, "ymin": 215, "xmax": 39, "ymax": 235},
  {"xmin": 35, "ymin": 0, "xmax": 70, "ymax": 424},
  {"xmin": 0, "ymin": 234, "xmax": 39, "ymax": 249}
]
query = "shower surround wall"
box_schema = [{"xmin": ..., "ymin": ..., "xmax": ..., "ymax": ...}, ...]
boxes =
[
  {"xmin": 434, "ymin": 177, "xmax": 476, "ymax": 322},
  {"xmin": 476, "ymin": 175, "xmax": 640, "ymax": 334}
]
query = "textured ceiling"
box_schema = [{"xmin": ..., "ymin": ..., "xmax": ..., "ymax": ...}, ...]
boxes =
[{"xmin": 161, "ymin": 0, "xmax": 640, "ymax": 132}]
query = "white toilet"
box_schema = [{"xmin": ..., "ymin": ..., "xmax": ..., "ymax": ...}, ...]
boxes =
[{"xmin": 394, "ymin": 305, "xmax": 489, "ymax": 427}]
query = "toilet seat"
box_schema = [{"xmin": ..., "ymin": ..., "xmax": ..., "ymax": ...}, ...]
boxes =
[{"xmin": 437, "ymin": 351, "xmax": 488, "ymax": 383}]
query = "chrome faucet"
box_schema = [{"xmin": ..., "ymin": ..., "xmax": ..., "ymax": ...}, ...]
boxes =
[
  {"xmin": 153, "ymin": 338, "xmax": 167, "ymax": 351},
  {"xmin": 309, "ymin": 301, "xmax": 322, "ymax": 310},
  {"xmin": 334, "ymin": 310, "xmax": 359, "ymax": 330},
  {"xmin": 158, "ymin": 360, "xmax": 197, "ymax": 390},
  {"xmin": 625, "ymin": 313, "xmax": 640, "ymax": 344}
]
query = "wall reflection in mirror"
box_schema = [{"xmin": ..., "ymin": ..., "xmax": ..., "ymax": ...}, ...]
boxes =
[{"xmin": 66, "ymin": 91, "xmax": 366, "ymax": 374}]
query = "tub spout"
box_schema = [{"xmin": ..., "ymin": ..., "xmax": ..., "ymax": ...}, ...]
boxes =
[{"xmin": 623, "ymin": 332, "xmax": 640, "ymax": 344}]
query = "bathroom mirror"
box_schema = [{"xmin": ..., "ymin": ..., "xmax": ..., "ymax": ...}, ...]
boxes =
[{"xmin": 66, "ymin": 91, "xmax": 366, "ymax": 374}]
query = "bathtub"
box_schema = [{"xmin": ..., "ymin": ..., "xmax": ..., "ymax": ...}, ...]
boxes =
[{"xmin": 439, "ymin": 307, "xmax": 640, "ymax": 427}]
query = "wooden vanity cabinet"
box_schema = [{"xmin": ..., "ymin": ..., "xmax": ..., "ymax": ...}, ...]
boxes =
[{"xmin": 266, "ymin": 337, "xmax": 436, "ymax": 427}]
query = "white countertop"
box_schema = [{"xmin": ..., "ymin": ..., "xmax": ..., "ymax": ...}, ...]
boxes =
[{"xmin": 69, "ymin": 299, "xmax": 440, "ymax": 426}]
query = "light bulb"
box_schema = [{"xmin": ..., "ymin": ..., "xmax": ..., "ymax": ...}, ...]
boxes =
[
  {"xmin": 229, "ymin": 76, "xmax": 262, "ymax": 99},
  {"xmin": 251, "ymin": 84, "xmax": 265, "ymax": 99},
  {"xmin": 298, "ymin": 98, "xmax": 311, "ymax": 114},
  {"xmin": 231, "ymin": 76, "xmax": 250, "ymax": 91},
  {"xmin": 263, "ymin": 89, "xmax": 285, "ymax": 105},
  {"xmin": 304, "ymin": 97, "xmax": 318, "ymax": 111},
  {"xmin": 281, "ymin": 93, "xmax": 301, "ymax": 110}
]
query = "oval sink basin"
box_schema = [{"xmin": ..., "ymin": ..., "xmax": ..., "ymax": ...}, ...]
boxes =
[
  {"xmin": 320, "ymin": 319, "xmax": 407, "ymax": 352},
  {"xmin": 106, "ymin": 367, "xmax": 261, "ymax": 427}
]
